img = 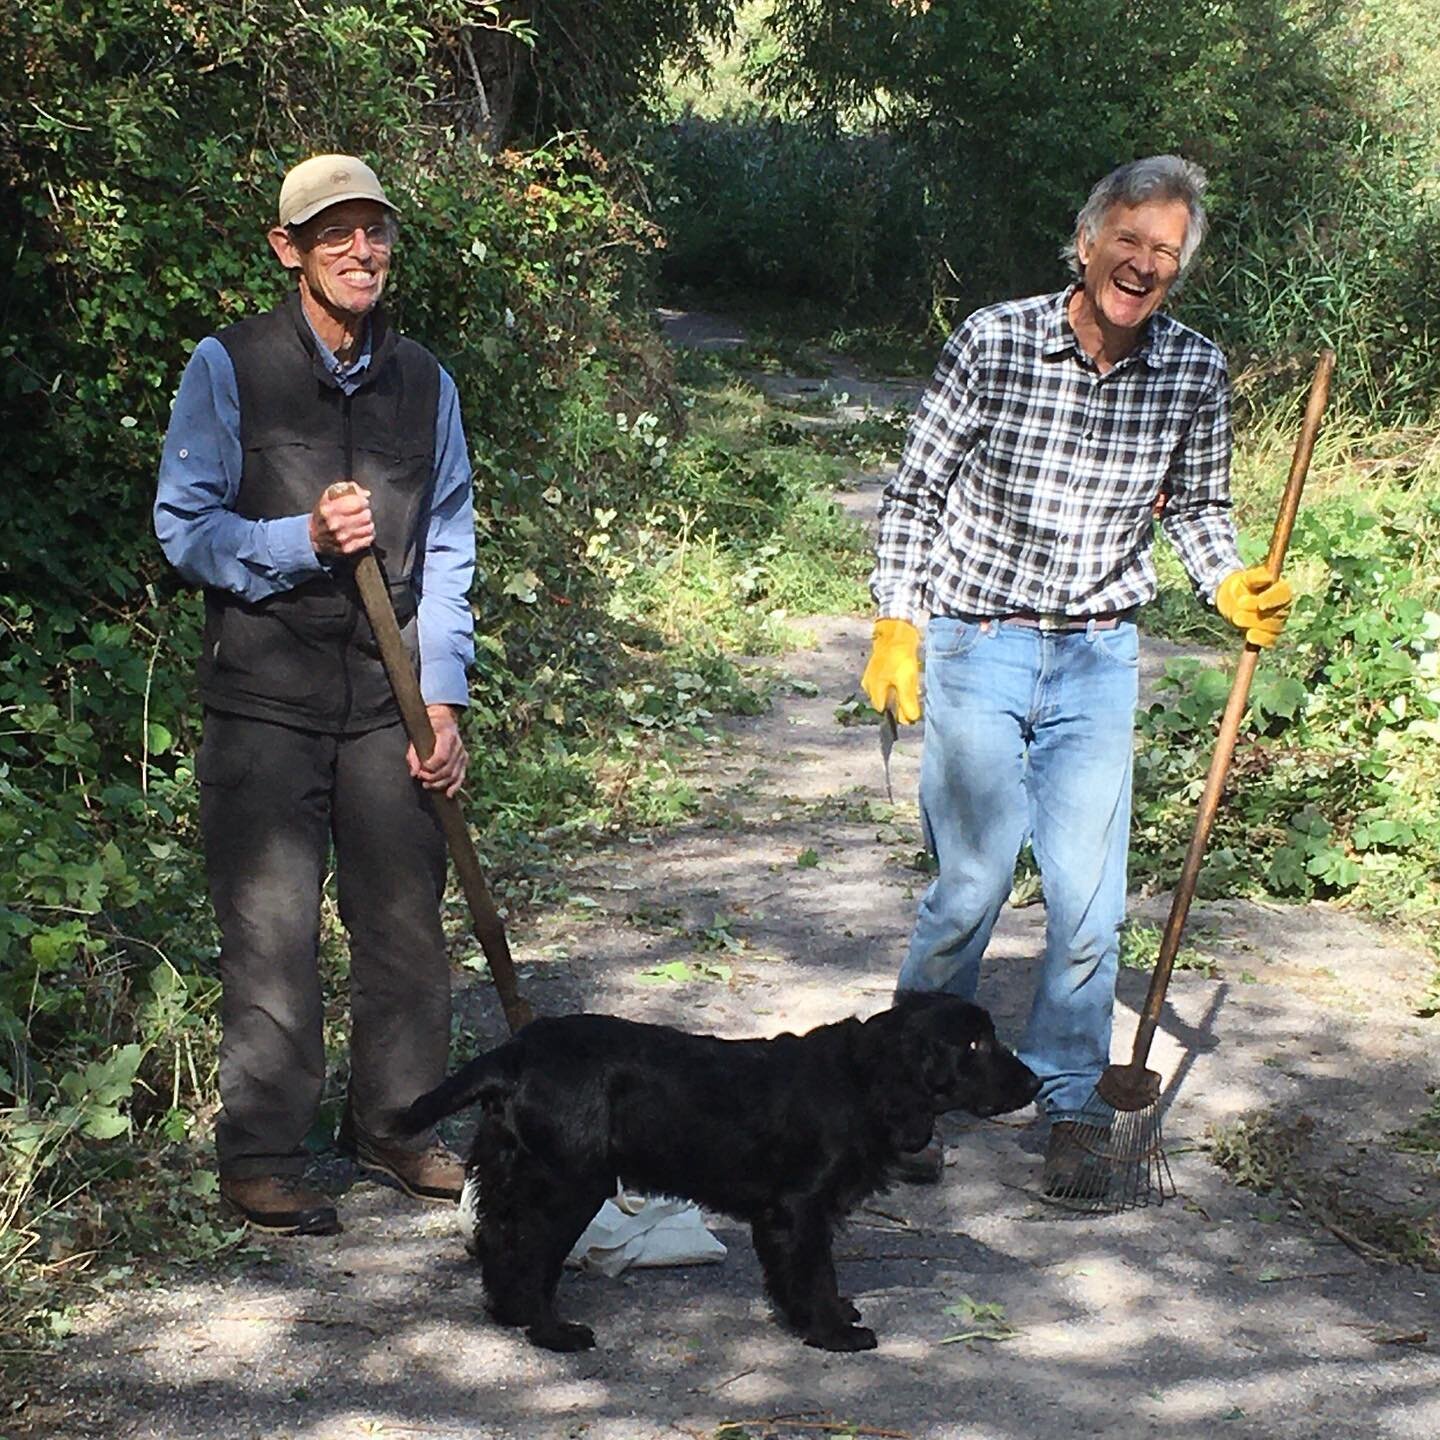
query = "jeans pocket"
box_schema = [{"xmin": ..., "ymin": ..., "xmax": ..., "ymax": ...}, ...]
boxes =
[
  {"xmin": 925, "ymin": 616, "xmax": 985, "ymax": 661},
  {"xmin": 196, "ymin": 717, "xmax": 257, "ymax": 789},
  {"xmin": 1089, "ymin": 623, "xmax": 1140, "ymax": 669}
]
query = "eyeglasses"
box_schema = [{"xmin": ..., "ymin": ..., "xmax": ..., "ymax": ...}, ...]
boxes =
[{"xmin": 304, "ymin": 221, "xmax": 397, "ymax": 255}]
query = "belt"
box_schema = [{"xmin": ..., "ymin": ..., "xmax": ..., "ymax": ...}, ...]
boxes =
[{"xmin": 977, "ymin": 610, "xmax": 1135, "ymax": 633}]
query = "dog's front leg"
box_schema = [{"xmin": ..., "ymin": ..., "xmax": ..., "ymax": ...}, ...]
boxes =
[{"xmin": 752, "ymin": 1206, "xmax": 876, "ymax": 1352}]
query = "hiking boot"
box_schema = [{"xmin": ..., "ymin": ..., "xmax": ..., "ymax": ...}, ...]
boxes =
[
  {"xmin": 339, "ymin": 1124, "xmax": 465, "ymax": 1204},
  {"xmin": 893, "ymin": 1136, "xmax": 944, "ymax": 1185},
  {"xmin": 1042, "ymin": 1120, "xmax": 1111, "ymax": 1201},
  {"xmin": 220, "ymin": 1175, "xmax": 341, "ymax": 1236}
]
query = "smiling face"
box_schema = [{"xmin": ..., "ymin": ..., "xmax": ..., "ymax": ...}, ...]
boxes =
[
  {"xmin": 267, "ymin": 198, "xmax": 394, "ymax": 353},
  {"xmin": 1072, "ymin": 197, "xmax": 1190, "ymax": 351}
]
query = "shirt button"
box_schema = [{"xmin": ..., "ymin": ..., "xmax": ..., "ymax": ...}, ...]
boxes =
[{"xmin": 178, "ymin": 448, "xmax": 189, "ymax": 458}]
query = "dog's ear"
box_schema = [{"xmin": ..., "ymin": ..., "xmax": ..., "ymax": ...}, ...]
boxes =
[
  {"xmin": 878, "ymin": 1088, "xmax": 937, "ymax": 1153},
  {"xmin": 851, "ymin": 1008, "xmax": 945, "ymax": 1150},
  {"xmin": 888, "ymin": 997, "xmax": 984, "ymax": 1103}
]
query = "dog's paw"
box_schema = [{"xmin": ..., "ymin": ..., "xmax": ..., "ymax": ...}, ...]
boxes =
[
  {"xmin": 805, "ymin": 1324, "xmax": 877, "ymax": 1353},
  {"xmin": 527, "ymin": 1320, "xmax": 596, "ymax": 1352}
]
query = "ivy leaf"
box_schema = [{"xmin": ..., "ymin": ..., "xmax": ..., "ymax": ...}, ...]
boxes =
[{"xmin": 1266, "ymin": 845, "xmax": 1312, "ymax": 895}]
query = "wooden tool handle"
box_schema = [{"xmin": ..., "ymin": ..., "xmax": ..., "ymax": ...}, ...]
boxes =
[
  {"xmin": 1128, "ymin": 350, "xmax": 1335, "ymax": 1069},
  {"xmin": 339, "ymin": 516, "xmax": 532, "ymax": 1034}
]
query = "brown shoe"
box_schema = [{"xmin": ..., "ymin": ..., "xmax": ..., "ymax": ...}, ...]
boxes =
[
  {"xmin": 220, "ymin": 1175, "xmax": 341, "ymax": 1236},
  {"xmin": 344, "ymin": 1132, "xmax": 465, "ymax": 1204},
  {"xmin": 1042, "ymin": 1120, "xmax": 1111, "ymax": 1201}
]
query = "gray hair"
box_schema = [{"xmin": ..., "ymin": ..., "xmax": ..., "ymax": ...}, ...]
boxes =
[{"xmin": 1061, "ymin": 155, "xmax": 1209, "ymax": 279}]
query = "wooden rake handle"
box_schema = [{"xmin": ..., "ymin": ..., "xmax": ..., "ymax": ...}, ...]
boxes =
[
  {"xmin": 326, "ymin": 484, "xmax": 533, "ymax": 1034},
  {"xmin": 1128, "ymin": 350, "xmax": 1335, "ymax": 1070}
]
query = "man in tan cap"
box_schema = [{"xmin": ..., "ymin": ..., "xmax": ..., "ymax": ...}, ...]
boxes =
[{"xmin": 154, "ymin": 154, "xmax": 475, "ymax": 1234}]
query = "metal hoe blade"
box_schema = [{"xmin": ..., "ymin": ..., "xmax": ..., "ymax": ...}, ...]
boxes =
[{"xmin": 879, "ymin": 702, "xmax": 897, "ymax": 803}]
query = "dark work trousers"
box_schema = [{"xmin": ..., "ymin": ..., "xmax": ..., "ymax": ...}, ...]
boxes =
[{"xmin": 197, "ymin": 710, "xmax": 450, "ymax": 1179}]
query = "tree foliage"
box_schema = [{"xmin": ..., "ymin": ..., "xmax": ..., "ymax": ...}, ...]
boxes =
[{"xmin": 657, "ymin": 0, "xmax": 1440, "ymax": 415}]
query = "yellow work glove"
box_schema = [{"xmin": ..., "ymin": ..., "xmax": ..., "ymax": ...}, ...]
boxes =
[
  {"xmin": 861, "ymin": 618, "xmax": 923, "ymax": 724},
  {"xmin": 1215, "ymin": 565, "xmax": 1294, "ymax": 647}
]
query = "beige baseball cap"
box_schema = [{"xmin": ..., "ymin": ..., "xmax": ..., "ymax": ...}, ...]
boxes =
[{"xmin": 278, "ymin": 154, "xmax": 397, "ymax": 228}]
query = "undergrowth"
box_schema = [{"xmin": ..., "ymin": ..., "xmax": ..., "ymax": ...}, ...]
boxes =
[
  {"xmin": 1207, "ymin": 1111, "xmax": 1440, "ymax": 1271},
  {"xmin": 1136, "ymin": 394, "xmax": 1440, "ymax": 1003}
]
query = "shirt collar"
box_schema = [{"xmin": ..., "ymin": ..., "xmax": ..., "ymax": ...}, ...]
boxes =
[
  {"xmin": 1044, "ymin": 283, "xmax": 1174, "ymax": 371},
  {"xmin": 299, "ymin": 305, "xmax": 373, "ymax": 383}
]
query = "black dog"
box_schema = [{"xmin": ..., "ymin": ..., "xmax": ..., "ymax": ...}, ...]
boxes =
[{"xmin": 398, "ymin": 993, "xmax": 1039, "ymax": 1353}]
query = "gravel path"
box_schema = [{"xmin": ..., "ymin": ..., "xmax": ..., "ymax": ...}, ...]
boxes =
[{"xmin": 12, "ymin": 316, "xmax": 1436, "ymax": 1440}]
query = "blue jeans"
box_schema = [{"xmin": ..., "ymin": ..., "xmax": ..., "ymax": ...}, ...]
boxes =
[{"xmin": 896, "ymin": 617, "xmax": 1138, "ymax": 1118}]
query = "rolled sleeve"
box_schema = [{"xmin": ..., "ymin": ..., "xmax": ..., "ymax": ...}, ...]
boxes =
[
  {"xmin": 1160, "ymin": 362, "xmax": 1244, "ymax": 600},
  {"xmin": 415, "ymin": 367, "xmax": 477, "ymax": 708},
  {"xmin": 870, "ymin": 324, "xmax": 983, "ymax": 626},
  {"xmin": 154, "ymin": 338, "xmax": 325, "ymax": 598}
]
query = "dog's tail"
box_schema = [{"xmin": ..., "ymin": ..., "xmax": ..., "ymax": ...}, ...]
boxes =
[{"xmin": 396, "ymin": 1047, "xmax": 510, "ymax": 1135}]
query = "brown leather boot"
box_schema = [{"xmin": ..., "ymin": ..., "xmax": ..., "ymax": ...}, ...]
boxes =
[
  {"xmin": 220, "ymin": 1175, "xmax": 341, "ymax": 1236},
  {"xmin": 340, "ymin": 1128, "xmax": 464, "ymax": 1203},
  {"xmin": 1042, "ymin": 1120, "xmax": 1111, "ymax": 1200}
]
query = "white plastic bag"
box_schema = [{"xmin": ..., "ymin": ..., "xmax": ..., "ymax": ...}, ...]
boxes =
[{"xmin": 565, "ymin": 1187, "xmax": 727, "ymax": 1276}]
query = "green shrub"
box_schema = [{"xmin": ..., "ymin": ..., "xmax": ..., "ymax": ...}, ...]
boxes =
[
  {"xmin": 1133, "ymin": 491, "xmax": 1440, "ymax": 947},
  {"xmin": 645, "ymin": 113, "xmax": 929, "ymax": 312},
  {"xmin": 658, "ymin": 0, "xmax": 1440, "ymax": 420}
]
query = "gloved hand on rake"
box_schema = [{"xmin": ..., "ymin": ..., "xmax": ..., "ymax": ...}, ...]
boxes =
[{"xmin": 1215, "ymin": 565, "xmax": 1294, "ymax": 647}]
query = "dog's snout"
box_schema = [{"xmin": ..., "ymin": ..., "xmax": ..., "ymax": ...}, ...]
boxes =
[{"xmin": 967, "ymin": 1043, "xmax": 1042, "ymax": 1118}]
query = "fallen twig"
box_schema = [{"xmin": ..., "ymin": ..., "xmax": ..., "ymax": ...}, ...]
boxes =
[
  {"xmin": 706, "ymin": 1368, "xmax": 757, "ymax": 1394},
  {"xmin": 1319, "ymin": 1217, "xmax": 1393, "ymax": 1264},
  {"xmin": 857, "ymin": 1204, "xmax": 915, "ymax": 1228},
  {"xmin": 718, "ymin": 1417, "xmax": 910, "ymax": 1440}
]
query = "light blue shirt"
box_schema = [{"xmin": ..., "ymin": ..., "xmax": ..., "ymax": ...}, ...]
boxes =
[{"xmin": 154, "ymin": 318, "xmax": 476, "ymax": 706}]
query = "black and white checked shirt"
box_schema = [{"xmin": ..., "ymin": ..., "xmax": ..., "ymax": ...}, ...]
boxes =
[{"xmin": 871, "ymin": 287, "xmax": 1243, "ymax": 626}]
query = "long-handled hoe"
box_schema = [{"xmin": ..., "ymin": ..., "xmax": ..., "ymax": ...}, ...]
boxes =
[
  {"xmin": 324, "ymin": 482, "xmax": 534, "ymax": 1036},
  {"xmin": 1045, "ymin": 349, "xmax": 1336, "ymax": 1214}
]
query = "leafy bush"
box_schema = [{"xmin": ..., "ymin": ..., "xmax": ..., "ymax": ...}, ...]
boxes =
[
  {"xmin": 1133, "ymin": 492, "xmax": 1440, "ymax": 949},
  {"xmin": 654, "ymin": 0, "xmax": 1440, "ymax": 418},
  {"xmin": 645, "ymin": 113, "xmax": 928, "ymax": 311}
]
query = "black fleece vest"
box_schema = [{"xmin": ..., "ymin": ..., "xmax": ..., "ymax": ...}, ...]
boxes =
[{"xmin": 199, "ymin": 294, "xmax": 440, "ymax": 732}]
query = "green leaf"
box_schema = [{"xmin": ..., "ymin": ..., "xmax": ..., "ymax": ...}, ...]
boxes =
[
  {"xmin": 796, "ymin": 847, "xmax": 820, "ymax": 868},
  {"xmin": 188, "ymin": 1169, "xmax": 219, "ymax": 1196},
  {"xmin": 636, "ymin": 960, "xmax": 693, "ymax": 985},
  {"xmin": 502, "ymin": 569, "xmax": 540, "ymax": 603},
  {"xmin": 82, "ymin": 1109, "xmax": 131, "ymax": 1140}
]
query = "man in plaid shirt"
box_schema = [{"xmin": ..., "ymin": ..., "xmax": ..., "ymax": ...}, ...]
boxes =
[{"xmin": 861, "ymin": 156, "xmax": 1292, "ymax": 1194}]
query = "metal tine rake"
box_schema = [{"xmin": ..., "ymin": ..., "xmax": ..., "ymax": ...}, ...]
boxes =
[{"xmin": 1044, "ymin": 349, "xmax": 1335, "ymax": 1214}]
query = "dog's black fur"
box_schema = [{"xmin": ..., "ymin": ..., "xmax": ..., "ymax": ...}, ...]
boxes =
[{"xmin": 399, "ymin": 993, "xmax": 1039, "ymax": 1353}]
